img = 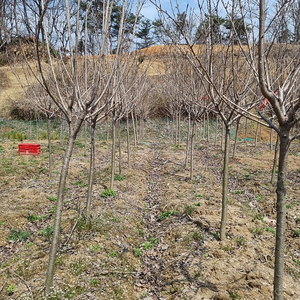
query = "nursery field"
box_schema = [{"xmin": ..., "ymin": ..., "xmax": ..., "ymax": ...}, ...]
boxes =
[{"xmin": 0, "ymin": 119, "xmax": 300, "ymax": 300}]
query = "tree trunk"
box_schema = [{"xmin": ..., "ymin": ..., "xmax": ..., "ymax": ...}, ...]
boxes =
[
  {"xmin": 271, "ymin": 135, "xmax": 279, "ymax": 184},
  {"xmin": 86, "ymin": 120, "xmax": 96, "ymax": 223},
  {"xmin": 118, "ymin": 120, "xmax": 122, "ymax": 175},
  {"xmin": 255, "ymin": 122, "xmax": 259, "ymax": 148},
  {"xmin": 206, "ymin": 112, "xmax": 210, "ymax": 142},
  {"xmin": 232, "ymin": 117, "xmax": 240, "ymax": 159},
  {"xmin": 131, "ymin": 111, "xmax": 137, "ymax": 147},
  {"xmin": 220, "ymin": 125, "xmax": 230, "ymax": 241},
  {"xmin": 110, "ymin": 118, "xmax": 116, "ymax": 189},
  {"xmin": 274, "ymin": 128, "xmax": 290, "ymax": 300},
  {"xmin": 190, "ymin": 119, "xmax": 196, "ymax": 180},
  {"xmin": 45, "ymin": 120, "xmax": 83, "ymax": 296},
  {"xmin": 244, "ymin": 118, "xmax": 248, "ymax": 146},
  {"xmin": 126, "ymin": 117, "xmax": 131, "ymax": 167},
  {"xmin": 47, "ymin": 118, "xmax": 53, "ymax": 178},
  {"xmin": 185, "ymin": 112, "xmax": 191, "ymax": 168}
]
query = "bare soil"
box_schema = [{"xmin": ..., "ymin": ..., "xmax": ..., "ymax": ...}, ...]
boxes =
[{"xmin": 0, "ymin": 121, "xmax": 300, "ymax": 300}]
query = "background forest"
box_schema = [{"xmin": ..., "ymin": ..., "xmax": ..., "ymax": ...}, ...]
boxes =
[{"xmin": 0, "ymin": 0, "xmax": 300, "ymax": 299}]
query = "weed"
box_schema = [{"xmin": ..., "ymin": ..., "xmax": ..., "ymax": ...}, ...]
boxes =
[
  {"xmin": 8, "ymin": 229, "xmax": 31, "ymax": 242},
  {"xmin": 293, "ymin": 259, "xmax": 300, "ymax": 267},
  {"xmin": 73, "ymin": 180, "xmax": 88, "ymax": 187},
  {"xmin": 228, "ymin": 290, "xmax": 240, "ymax": 299},
  {"xmin": 39, "ymin": 225, "xmax": 54, "ymax": 238},
  {"xmin": 286, "ymin": 204, "xmax": 291, "ymax": 209},
  {"xmin": 158, "ymin": 210, "xmax": 178, "ymax": 221},
  {"xmin": 192, "ymin": 231, "xmax": 201, "ymax": 241},
  {"xmin": 196, "ymin": 193, "xmax": 203, "ymax": 198},
  {"xmin": 255, "ymin": 195, "xmax": 262, "ymax": 201},
  {"xmin": 264, "ymin": 227, "xmax": 276, "ymax": 234},
  {"xmin": 233, "ymin": 190, "xmax": 243, "ymax": 194},
  {"xmin": 293, "ymin": 230, "xmax": 300, "ymax": 237},
  {"xmin": 133, "ymin": 248, "xmax": 143, "ymax": 257},
  {"xmin": 109, "ymin": 251, "xmax": 118, "ymax": 258},
  {"xmin": 142, "ymin": 236, "xmax": 158, "ymax": 250},
  {"xmin": 138, "ymin": 228, "xmax": 145, "ymax": 237},
  {"xmin": 184, "ymin": 205, "xmax": 195, "ymax": 216},
  {"xmin": 296, "ymin": 217, "xmax": 300, "ymax": 224},
  {"xmin": 25, "ymin": 242, "xmax": 34, "ymax": 248},
  {"xmin": 114, "ymin": 174, "xmax": 126, "ymax": 181},
  {"xmin": 7, "ymin": 284, "xmax": 15, "ymax": 295},
  {"xmin": 91, "ymin": 244, "xmax": 101, "ymax": 252},
  {"xmin": 70, "ymin": 259, "xmax": 87, "ymax": 276},
  {"xmin": 101, "ymin": 188, "xmax": 116, "ymax": 198},
  {"xmin": 251, "ymin": 227, "xmax": 264, "ymax": 235},
  {"xmin": 28, "ymin": 214, "xmax": 41, "ymax": 222},
  {"xmin": 0, "ymin": 221, "xmax": 3, "ymax": 227},
  {"xmin": 193, "ymin": 202, "xmax": 201, "ymax": 206},
  {"xmin": 49, "ymin": 205, "xmax": 56, "ymax": 213},
  {"xmin": 236, "ymin": 235, "xmax": 246, "ymax": 246},
  {"xmin": 47, "ymin": 196, "xmax": 57, "ymax": 202},
  {"xmin": 110, "ymin": 216, "xmax": 119, "ymax": 222},
  {"xmin": 2, "ymin": 179, "xmax": 8, "ymax": 184},
  {"xmin": 221, "ymin": 244, "xmax": 233, "ymax": 253},
  {"xmin": 90, "ymin": 279, "xmax": 98, "ymax": 287},
  {"xmin": 140, "ymin": 291, "xmax": 147, "ymax": 298},
  {"xmin": 244, "ymin": 173, "xmax": 250, "ymax": 179},
  {"xmin": 254, "ymin": 214, "xmax": 264, "ymax": 222}
]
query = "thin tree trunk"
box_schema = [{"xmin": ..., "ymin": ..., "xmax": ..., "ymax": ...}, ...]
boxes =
[
  {"xmin": 190, "ymin": 119, "xmax": 196, "ymax": 180},
  {"xmin": 45, "ymin": 121, "xmax": 82, "ymax": 296},
  {"xmin": 131, "ymin": 111, "xmax": 137, "ymax": 147},
  {"xmin": 126, "ymin": 117, "xmax": 131, "ymax": 167},
  {"xmin": 255, "ymin": 122, "xmax": 259, "ymax": 148},
  {"xmin": 244, "ymin": 118, "xmax": 248, "ymax": 145},
  {"xmin": 274, "ymin": 128, "xmax": 290, "ymax": 300},
  {"xmin": 106, "ymin": 119, "xmax": 110, "ymax": 142},
  {"xmin": 47, "ymin": 118, "xmax": 53, "ymax": 178},
  {"xmin": 118, "ymin": 120, "xmax": 122, "ymax": 175},
  {"xmin": 178, "ymin": 111, "xmax": 181, "ymax": 146},
  {"xmin": 221, "ymin": 122, "xmax": 225, "ymax": 151},
  {"xmin": 110, "ymin": 118, "xmax": 116, "ymax": 189},
  {"xmin": 185, "ymin": 112, "xmax": 191, "ymax": 168},
  {"xmin": 270, "ymin": 128, "xmax": 274, "ymax": 151},
  {"xmin": 220, "ymin": 125, "xmax": 230, "ymax": 241},
  {"xmin": 271, "ymin": 135, "xmax": 279, "ymax": 184},
  {"xmin": 206, "ymin": 112, "xmax": 210, "ymax": 142},
  {"xmin": 214, "ymin": 116, "xmax": 218, "ymax": 146},
  {"xmin": 232, "ymin": 117, "xmax": 240, "ymax": 159},
  {"xmin": 86, "ymin": 120, "xmax": 96, "ymax": 223}
]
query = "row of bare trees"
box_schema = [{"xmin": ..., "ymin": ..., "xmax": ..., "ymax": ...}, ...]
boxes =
[{"xmin": 5, "ymin": 0, "xmax": 300, "ymax": 299}]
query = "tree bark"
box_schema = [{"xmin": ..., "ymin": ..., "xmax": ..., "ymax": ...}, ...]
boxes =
[
  {"xmin": 47, "ymin": 118, "xmax": 53, "ymax": 178},
  {"xmin": 86, "ymin": 120, "xmax": 96, "ymax": 223},
  {"xmin": 274, "ymin": 127, "xmax": 289, "ymax": 300},
  {"xmin": 126, "ymin": 116, "xmax": 131, "ymax": 167},
  {"xmin": 220, "ymin": 125, "xmax": 230, "ymax": 241},
  {"xmin": 110, "ymin": 118, "xmax": 116, "ymax": 189},
  {"xmin": 185, "ymin": 112, "xmax": 191, "ymax": 168},
  {"xmin": 190, "ymin": 119, "xmax": 196, "ymax": 180},
  {"xmin": 45, "ymin": 120, "xmax": 82, "ymax": 296}
]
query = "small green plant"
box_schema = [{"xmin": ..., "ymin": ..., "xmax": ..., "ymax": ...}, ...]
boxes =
[
  {"xmin": 142, "ymin": 236, "xmax": 158, "ymax": 250},
  {"xmin": 255, "ymin": 195, "xmax": 262, "ymax": 201},
  {"xmin": 293, "ymin": 230, "xmax": 300, "ymax": 237},
  {"xmin": 138, "ymin": 228, "xmax": 144, "ymax": 237},
  {"xmin": 0, "ymin": 221, "xmax": 4, "ymax": 227},
  {"xmin": 193, "ymin": 202, "xmax": 201, "ymax": 206},
  {"xmin": 296, "ymin": 217, "xmax": 300, "ymax": 224},
  {"xmin": 47, "ymin": 195, "xmax": 57, "ymax": 202},
  {"xmin": 286, "ymin": 204, "xmax": 291, "ymax": 209},
  {"xmin": 25, "ymin": 242, "xmax": 34, "ymax": 248},
  {"xmin": 39, "ymin": 225, "xmax": 54, "ymax": 238},
  {"xmin": 293, "ymin": 259, "xmax": 300, "ymax": 267},
  {"xmin": 192, "ymin": 231, "xmax": 201, "ymax": 241},
  {"xmin": 244, "ymin": 173, "xmax": 250, "ymax": 179},
  {"xmin": 133, "ymin": 248, "xmax": 143, "ymax": 257},
  {"xmin": 236, "ymin": 235, "xmax": 246, "ymax": 246},
  {"xmin": 140, "ymin": 291, "xmax": 147, "ymax": 298},
  {"xmin": 28, "ymin": 214, "xmax": 41, "ymax": 222},
  {"xmin": 228, "ymin": 290, "xmax": 240, "ymax": 299},
  {"xmin": 254, "ymin": 214, "xmax": 264, "ymax": 222},
  {"xmin": 73, "ymin": 180, "xmax": 88, "ymax": 187},
  {"xmin": 49, "ymin": 205, "xmax": 56, "ymax": 213},
  {"xmin": 184, "ymin": 205, "xmax": 195, "ymax": 216},
  {"xmin": 109, "ymin": 251, "xmax": 118, "ymax": 258},
  {"xmin": 8, "ymin": 229, "xmax": 31, "ymax": 242},
  {"xmin": 90, "ymin": 279, "xmax": 98, "ymax": 287},
  {"xmin": 264, "ymin": 227, "xmax": 276, "ymax": 234},
  {"xmin": 114, "ymin": 174, "xmax": 126, "ymax": 181},
  {"xmin": 251, "ymin": 227, "xmax": 263, "ymax": 235},
  {"xmin": 196, "ymin": 193, "xmax": 203, "ymax": 198},
  {"xmin": 91, "ymin": 244, "xmax": 101, "ymax": 252},
  {"xmin": 158, "ymin": 210, "xmax": 178, "ymax": 221},
  {"xmin": 7, "ymin": 284, "xmax": 15, "ymax": 295},
  {"xmin": 233, "ymin": 190, "xmax": 243, "ymax": 194},
  {"xmin": 101, "ymin": 188, "xmax": 116, "ymax": 198}
]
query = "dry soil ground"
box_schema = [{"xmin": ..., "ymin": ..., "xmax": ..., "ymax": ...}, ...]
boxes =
[{"xmin": 0, "ymin": 120, "xmax": 300, "ymax": 300}]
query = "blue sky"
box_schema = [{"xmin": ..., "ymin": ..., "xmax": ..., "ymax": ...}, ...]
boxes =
[{"xmin": 140, "ymin": 0, "xmax": 198, "ymax": 21}]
